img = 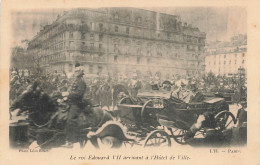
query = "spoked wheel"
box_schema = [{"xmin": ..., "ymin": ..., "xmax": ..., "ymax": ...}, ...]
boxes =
[
  {"xmin": 144, "ymin": 130, "xmax": 171, "ymax": 148},
  {"xmin": 118, "ymin": 97, "xmax": 134, "ymax": 105},
  {"xmin": 169, "ymin": 127, "xmax": 188, "ymax": 144},
  {"xmin": 141, "ymin": 100, "xmax": 154, "ymax": 123},
  {"xmin": 215, "ymin": 111, "xmax": 236, "ymax": 131}
]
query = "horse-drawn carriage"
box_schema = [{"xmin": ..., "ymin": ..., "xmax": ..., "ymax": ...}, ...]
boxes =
[
  {"xmin": 203, "ymin": 87, "xmax": 246, "ymax": 105},
  {"xmin": 117, "ymin": 89, "xmax": 237, "ymax": 147},
  {"xmin": 116, "ymin": 90, "xmax": 169, "ymax": 146},
  {"xmin": 9, "ymin": 84, "xmax": 133, "ymax": 150},
  {"xmin": 10, "ymin": 80, "xmax": 239, "ymax": 149}
]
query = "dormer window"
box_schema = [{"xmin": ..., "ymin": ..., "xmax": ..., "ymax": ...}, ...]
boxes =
[
  {"xmin": 115, "ymin": 26, "xmax": 119, "ymax": 32},
  {"xmin": 137, "ymin": 17, "xmax": 141, "ymax": 23},
  {"xmin": 114, "ymin": 13, "xmax": 119, "ymax": 20}
]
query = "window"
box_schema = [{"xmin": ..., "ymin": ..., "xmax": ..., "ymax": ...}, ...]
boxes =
[
  {"xmin": 69, "ymin": 64, "xmax": 73, "ymax": 72},
  {"xmin": 99, "ymin": 34, "xmax": 103, "ymax": 41},
  {"xmin": 137, "ymin": 57, "xmax": 140, "ymax": 64},
  {"xmin": 137, "ymin": 17, "xmax": 141, "ymax": 23},
  {"xmin": 81, "ymin": 33, "xmax": 85, "ymax": 39},
  {"xmin": 115, "ymin": 26, "xmax": 119, "ymax": 32},
  {"xmin": 89, "ymin": 65, "xmax": 93, "ymax": 74},
  {"xmin": 90, "ymin": 43, "xmax": 94, "ymax": 48},
  {"xmin": 147, "ymin": 50, "xmax": 151, "ymax": 56},
  {"xmin": 69, "ymin": 32, "xmax": 73, "ymax": 39},
  {"xmin": 137, "ymin": 48, "xmax": 141, "ymax": 55},
  {"xmin": 224, "ymin": 55, "xmax": 226, "ymax": 58},
  {"xmin": 98, "ymin": 66, "xmax": 103, "ymax": 74},
  {"xmin": 114, "ymin": 55, "xmax": 118, "ymax": 62},
  {"xmin": 99, "ymin": 23, "xmax": 103, "ymax": 31},
  {"xmin": 99, "ymin": 44, "xmax": 102, "ymax": 49},
  {"xmin": 90, "ymin": 33, "xmax": 94, "ymax": 40},
  {"xmin": 167, "ymin": 33, "xmax": 171, "ymax": 39},
  {"xmin": 126, "ymin": 27, "xmax": 130, "ymax": 34},
  {"xmin": 69, "ymin": 41, "xmax": 74, "ymax": 48},
  {"xmin": 114, "ymin": 44, "xmax": 118, "ymax": 52},
  {"xmin": 147, "ymin": 58, "xmax": 150, "ymax": 64},
  {"xmin": 242, "ymin": 60, "xmax": 245, "ymax": 64},
  {"xmin": 91, "ymin": 22, "xmax": 95, "ymax": 30},
  {"xmin": 242, "ymin": 53, "xmax": 245, "ymax": 57},
  {"xmin": 114, "ymin": 14, "xmax": 119, "ymax": 20},
  {"xmin": 235, "ymin": 60, "xmax": 237, "ymax": 64}
]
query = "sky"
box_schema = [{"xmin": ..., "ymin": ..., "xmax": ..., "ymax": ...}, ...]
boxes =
[{"xmin": 11, "ymin": 7, "xmax": 247, "ymax": 47}]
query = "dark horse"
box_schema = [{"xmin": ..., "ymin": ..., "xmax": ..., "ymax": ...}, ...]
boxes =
[{"xmin": 10, "ymin": 82, "xmax": 114, "ymax": 149}]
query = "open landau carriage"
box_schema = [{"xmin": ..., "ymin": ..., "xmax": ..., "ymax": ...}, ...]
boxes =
[{"xmin": 117, "ymin": 89, "xmax": 237, "ymax": 147}]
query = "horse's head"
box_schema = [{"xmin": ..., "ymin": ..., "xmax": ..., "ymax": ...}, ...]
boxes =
[{"xmin": 12, "ymin": 81, "xmax": 57, "ymax": 126}]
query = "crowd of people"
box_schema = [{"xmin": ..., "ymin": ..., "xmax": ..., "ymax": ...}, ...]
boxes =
[
  {"xmin": 9, "ymin": 63, "xmax": 247, "ymax": 148},
  {"xmin": 10, "ymin": 65, "xmax": 247, "ymax": 109}
]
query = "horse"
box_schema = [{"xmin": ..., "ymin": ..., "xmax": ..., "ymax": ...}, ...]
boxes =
[{"xmin": 10, "ymin": 82, "xmax": 115, "ymax": 149}]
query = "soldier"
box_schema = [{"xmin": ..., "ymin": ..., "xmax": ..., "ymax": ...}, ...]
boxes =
[
  {"xmin": 66, "ymin": 63, "xmax": 87, "ymax": 145},
  {"xmin": 100, "ymin": 77, "xmax": 112, "ymax": 110}
]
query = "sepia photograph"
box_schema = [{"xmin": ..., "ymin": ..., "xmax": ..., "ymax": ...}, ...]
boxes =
[
  {"xmin": 1, "ymin": 0, "xmax": 259, "ymax": 165},
  {"xmin": 8, "ymin": 6, "xmax": 248, "ymax": 150}
]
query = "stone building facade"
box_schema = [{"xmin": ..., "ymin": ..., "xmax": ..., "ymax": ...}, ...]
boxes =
[
  {"xmin": 205, "ymin": 34, "xmax": 247, "ymax": 76},
  {"xmin": 27, "ymin": 8, "xmax": 206, "ymax": 78}
]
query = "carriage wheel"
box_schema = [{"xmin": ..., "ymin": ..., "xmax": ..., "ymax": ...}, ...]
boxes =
[
  {"xmin": 143, "ymin": 130, "xmax": 171, "ymax": 147},
  {"xmin": 169, "ymin": 127, "xmax": 188, "ymax": 144},
  {"xmin": 141, "ymin": 100, "xmax": 154, "ymax": 123},
  {"xmin": 214, "ymin": 111, "xmax": 236, "ymax": 131},
  {"xmin": 118, "ymin": 97, "xmax": 133, "ymax": 105}
]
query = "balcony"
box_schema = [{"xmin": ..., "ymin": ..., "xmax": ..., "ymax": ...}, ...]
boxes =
[
  {"xmin": 79, "ymin": 45, "xmax": 105, "ymax": 54},
  {"xmin": 49, "ymin": 55, "xmax": 106, "ymax": 64},
  {"xmin": 57, "ymin": 24, "xmax": 89, "ymax": 32},
  {"xmin": 79, "ymin": 24, "xmax": 89, "ymax": 32}
]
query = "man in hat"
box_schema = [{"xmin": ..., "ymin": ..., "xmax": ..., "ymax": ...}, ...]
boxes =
[
  {"xmin": 172, "ymin": 79, "xmax": 192, "ymax": 103},
  {"xmin": 128, "ymin": 73, "xmax": 142, "ymax": 102},
  {"xmin": 189, "ymin": 81, "xmax": 205, "ymax": 103},
  {"xmin": 66, "ymin": 63, "xmax": 87, "ymax": 145}
]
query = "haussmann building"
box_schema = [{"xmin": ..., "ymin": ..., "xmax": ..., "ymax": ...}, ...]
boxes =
[{"xmin": 27, "ymin": 8, "xmax": 206, "ymax": 79}]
